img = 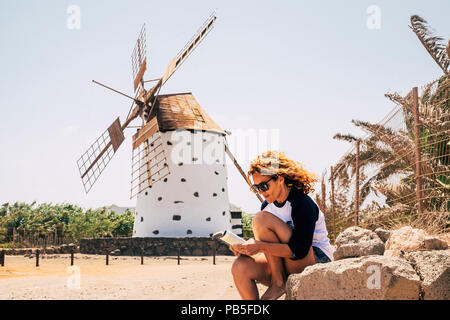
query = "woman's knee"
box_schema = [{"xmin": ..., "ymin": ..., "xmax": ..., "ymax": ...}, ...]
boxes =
[
  {"xmin": 231, "ymin": 255, "xmax": 253, "ymax": 277},
  {"xmin": 252, "ymin": 211, "xmax": 271, "ymax": 230}
]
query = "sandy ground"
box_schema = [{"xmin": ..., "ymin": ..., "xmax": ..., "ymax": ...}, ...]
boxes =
[{"xmin": 0, "ymin": 254, "xmax": 269, "ymax": 300}]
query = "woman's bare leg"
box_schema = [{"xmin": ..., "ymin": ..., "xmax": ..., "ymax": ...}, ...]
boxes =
[
  {"xmin": 252, "ymin": 211, "xmax": 294, "ymax": 300},
  {"xmin": 284, "ymin": 246, "xmax": 316, "ymax": 274},
  {"xmin": 231, "ymin": 254, "xmax": 271, "ymax": 300},
  {"xmin": 232, "ymin": 211, "xmax": 317, "ymax": 300}
]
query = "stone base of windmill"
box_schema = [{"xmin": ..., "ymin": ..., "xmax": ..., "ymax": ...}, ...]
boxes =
[{"xmin": 79, "ymin": 237, "xmax": 233, "ymax": 256}]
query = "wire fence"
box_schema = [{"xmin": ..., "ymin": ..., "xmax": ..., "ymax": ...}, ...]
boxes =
[{"xmin": 317, "ymin": 78, "xmax": 450, "ymax": 243}]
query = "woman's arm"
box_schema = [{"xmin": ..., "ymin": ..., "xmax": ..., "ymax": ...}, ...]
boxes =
[
  {"xmin": 259, "ymin": 241, "xmax": 294, "ymax": 258},
  {"xmin": 231, "ymin": 240, "xmax": 294, "ymax": 258}
]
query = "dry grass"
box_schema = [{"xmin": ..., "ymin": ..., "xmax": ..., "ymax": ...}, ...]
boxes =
[{"xmin": 361, "ymin": 205, "xmax": 449, "ymax": 236}]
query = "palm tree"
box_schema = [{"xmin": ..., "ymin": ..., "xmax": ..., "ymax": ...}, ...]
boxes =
[{"xmin": 330, "ymin": 15, "xmax": 449, "ymax": 232}]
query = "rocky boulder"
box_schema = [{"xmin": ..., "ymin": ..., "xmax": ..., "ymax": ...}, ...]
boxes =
[
  {"xmin": 424, "ymin": 236, "xmax": 448, "ymax": 250},
  {"xmin": 385, "ymin": 226, "xmax": 426, "ymax": 252},
  {"xmin": 333, "ymin": 226, "xmax": 385, "ymax": 260},
  {"xmin": 374, "ymin": 228, "xmax": 391, "ymax": 243},
  {"xmin": 383, "ymin": 249, "xmax": 405, "ymax": 258},
  {"xmin": 385, "ymin": 226, "xmax": 448, "ymax": 252},
  {"xmin": 405, "ymin": 249, "xmax": 450, "ymax": 300},
  {"xmin": 286, "ymin": 255, "xmax": 421, "ymax": 300}
]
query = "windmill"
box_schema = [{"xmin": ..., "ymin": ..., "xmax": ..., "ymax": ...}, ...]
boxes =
[{"xmin": 76, "ymin": 11, "xmax": 262, "ymax": 237}]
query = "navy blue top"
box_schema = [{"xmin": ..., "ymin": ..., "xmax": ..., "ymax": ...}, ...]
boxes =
[{"xmin": 260, "ymin": 187, "xmax": 319, "ymax": 260}]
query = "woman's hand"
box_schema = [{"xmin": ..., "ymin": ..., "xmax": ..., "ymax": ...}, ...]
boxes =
[
  {"xmin": 230, "ymin": 238, "xmax": 263, "ymax": 257},
  {"xmin": 229, "ymin": 244, "xmax": 240, "ymax": 256}
]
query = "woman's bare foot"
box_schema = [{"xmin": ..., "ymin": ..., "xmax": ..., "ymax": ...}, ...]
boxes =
[{"xmin": 261, "ymin": 283, "xmax": 286, "ymax": 300}]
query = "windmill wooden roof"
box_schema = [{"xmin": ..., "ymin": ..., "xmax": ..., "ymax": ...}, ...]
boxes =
[{"xmin": 154, "ymin": 93, "xmax": 226, "ymax": 135}]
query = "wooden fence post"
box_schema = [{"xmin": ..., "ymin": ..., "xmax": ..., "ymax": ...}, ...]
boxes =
[
  {"xmin": 412, "ymin": 87, "xmax": 424, "ymax": 218},
  {"xmin": 0, "ymin": 250, "xmax": 4, "ymax": 267},
  {"xmin": 36, "ymin": 249, "xmax": 40, "ymax": 267}
]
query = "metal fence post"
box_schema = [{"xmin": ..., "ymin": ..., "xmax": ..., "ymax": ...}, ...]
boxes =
[
  {"xmin": 321, "ymin": 175, "xmax": 327, "ymax": 215},
  {"xmin": 355, "ymin": 139, "xmax": 360, "ymax": 226},
  {"xmin": 0, "ymin": 250, "xmax": 4, "ymax": 267},
  {"xmin": 412, "ymin": 87, "xmax": 424, "ymax": 218},
  {"xmin": 330, "ymin": 166, "xmax": 336, "ymax": 243}
]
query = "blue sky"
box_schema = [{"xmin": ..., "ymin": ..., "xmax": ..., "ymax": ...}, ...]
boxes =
[{"xmin": 0, "ymin": 0, "xmax": 448, "ymax": 214}]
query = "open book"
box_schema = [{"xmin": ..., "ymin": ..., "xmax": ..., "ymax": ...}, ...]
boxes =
[
  {"xmin": 212, "ymin": 230, "xmax": 260, "ymax": 258},
  {"xmin": 212, "ymin": 230, "xmax": 246, "ymax": 246}
]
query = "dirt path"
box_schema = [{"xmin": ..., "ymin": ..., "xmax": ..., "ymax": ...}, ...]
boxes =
[{"xmin": 0, "ymin": 254, "xmax": 268, "ymax": 300}]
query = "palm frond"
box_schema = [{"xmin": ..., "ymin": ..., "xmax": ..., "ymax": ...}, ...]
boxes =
[
  {"xmin": 351, "ymin": 119, "xmax": 415, "ymax": 161},
  {"xmin": 333, "ymin": 133, "xmax": 359, "ymax": 143},
  {"xmin": 410, "ymin": 15, "xmax": 449, "ymax": 74}
]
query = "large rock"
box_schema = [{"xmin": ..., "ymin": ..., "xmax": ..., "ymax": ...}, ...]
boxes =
[
  {"xmin": 405, "ymin": 250, "xmax": 450, "ymax": 300},
  {"xmin": 333, "ymin": 226, "xmax": 385, "ymax": 260},
  {"xmin": 385, "ymin": 226, "xmax": 426, "ymax": 252},
  {"xmin": 384, "ymin": 249, "xmax": 404, "ymax": 258},
  {"xmin": 424, "ymin": 236, "xmax": 448, "ymax": 250},
  {"xmin": 374, "ymin": 228, "xmax": 391, "ymax": 243},
  {"xmin": 286, "ymin": 255, "xmax": 421, "ymax": 300}
]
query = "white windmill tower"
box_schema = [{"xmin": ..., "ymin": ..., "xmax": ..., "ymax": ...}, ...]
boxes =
[{"xmin": 76, "ymin": 12, "xmax": 262, "ymax": 238}]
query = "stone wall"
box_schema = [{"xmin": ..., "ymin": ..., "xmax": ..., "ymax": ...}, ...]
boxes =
[
  {"xmin": 1, "ymin": 244, "xmax": 79, "ymax": 255},
  {"xmin": 79, "ymin": 237, "xmax": 233, "ymax": 256}
]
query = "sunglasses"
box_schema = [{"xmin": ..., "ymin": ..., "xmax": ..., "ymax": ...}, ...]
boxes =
[{"xmin": 251, "ymin": 175, "xmax": 278, "ymax": 193}]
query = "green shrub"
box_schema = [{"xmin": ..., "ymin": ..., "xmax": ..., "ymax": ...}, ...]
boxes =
[
  {"xmin": 0, "ymin": 202, "xmax": 135, "ymax": 245},
  {"xmin": 242, "ymin": 211, "xmax": 254, "ymax": 239}
]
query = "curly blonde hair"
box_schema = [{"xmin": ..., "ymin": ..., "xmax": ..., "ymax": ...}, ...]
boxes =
[{"xmin": 247, "ymin": 150, "xmax": 318, "ymax": 194}]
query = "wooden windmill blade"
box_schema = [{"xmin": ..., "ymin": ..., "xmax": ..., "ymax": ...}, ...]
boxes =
[
  {"xmin": 77, "ymin": 117, "xmax": 125, "ymax": 194},
  {"xmin": 129, "ymin": 82, "xmax": 170, "ymax": 199},
  {"xmin": 131, "ymin": 23, "xmax": 148, "ymax": 92},
  {"xmin": 127, "ymin": 12, "xmax": 219, "ymax": 198},
  {"xmin": 223, "ymin": 138, "xmax": 264, "ymax": 203},
  {"xmin": 161, "ymin": 11, "xmax": 217, "ymax": 86},
  {"xmin": 141, "ymin": 11, "xmax": 217, "ymax": 119},
  {"xmin": 130, "ymin": 116, "xmax": 170, "ymax": 199},
  {"xmin": 86, "ymin": 22, "xmax": 153, "ymax": 196}
]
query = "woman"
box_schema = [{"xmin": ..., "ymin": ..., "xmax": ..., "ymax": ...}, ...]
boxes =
[{"xmin": 230, "ymin": 150, "xmax": 334, "ymax": 300}]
